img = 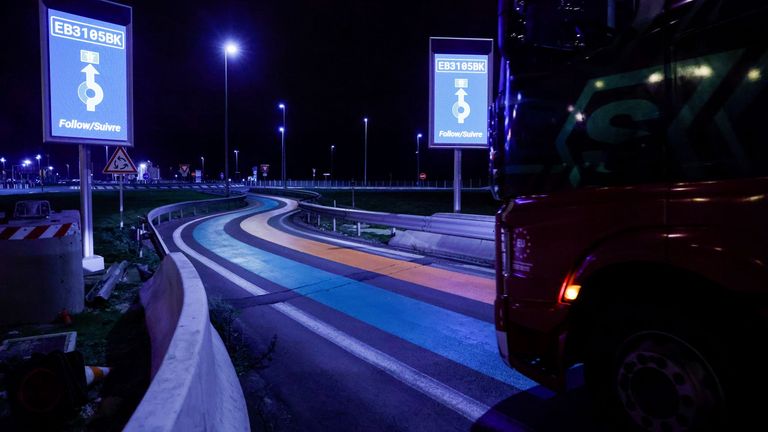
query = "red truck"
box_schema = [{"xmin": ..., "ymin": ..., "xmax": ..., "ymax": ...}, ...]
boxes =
[{"xmin": 491, "ymin": 0, "xmax": 768, "ymax": 430}]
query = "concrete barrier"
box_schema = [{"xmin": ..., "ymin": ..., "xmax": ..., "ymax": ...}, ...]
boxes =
[
  {"xmin": 124, "ymin": 253, "xmax": 249, "ymax": 431},
  {"xmin": 389, "ymin": 230, "xmax": 495, "ymax": 265},
  {"xmin": 0, "ymin": 210, "xmax": 83, "ymax": 325}
]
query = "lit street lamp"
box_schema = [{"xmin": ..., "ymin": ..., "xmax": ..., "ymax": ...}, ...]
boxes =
[
  {"xmin": 223, "ymin": 40, "xmax": 239, "ymax": 196},
  {"xmin": 279, "ymin": 103, "xmax": 287, "ymax": 189},
  {"xmin": 330, "ymin": 145, "xmax": 335, "ymax": 178},
  {"xmin": 363, "ymin": 117, "xmax": 368, "ymax": 186},
  {"xmin": 416, "ymin": 133, "xmax": 422, "ymax": 184},
  {"xmin": 200, "ymin": 156, "xmax": 205, "ymax": 180},
  {"xmin": 22, "ymin": 159, "xmax": 31, "ymax": 185},
  {"xmin": 35, "ymin": 155, "xmax": 43, "ymax": 191},
  {"xmin": 0, "ymin": 157, "xmax": 5, "ymax": 183},
  {"xmin": 234, "ymin": 150, "xmax": 239, "ymax": 180},
  {"xmin": 278, "ymin": 127, "xmax": 286, "ymax": 187}
]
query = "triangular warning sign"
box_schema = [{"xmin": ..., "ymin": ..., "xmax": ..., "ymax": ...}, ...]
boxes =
[{"xmin": 103, "ymin": 146, "xmax": 138, "ymax": 174}]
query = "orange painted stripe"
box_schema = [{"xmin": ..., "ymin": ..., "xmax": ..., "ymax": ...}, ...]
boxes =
[{"xmin": 240, "ymin": 198, "xmax": 495, "ymax": 304}]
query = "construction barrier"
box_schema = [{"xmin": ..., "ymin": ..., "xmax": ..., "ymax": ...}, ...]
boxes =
[
  {"xmin": 124, "ymin": 253, "xmax": 249, "ymax": 432},
  {"xmin": 0, "ymin": 210, "xmax": 83, "ymax": 325}
]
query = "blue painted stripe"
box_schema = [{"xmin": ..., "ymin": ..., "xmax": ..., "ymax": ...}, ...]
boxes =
[{"xmin": 193, "ymin": 197, "xmax": 537, "ymax": 390}]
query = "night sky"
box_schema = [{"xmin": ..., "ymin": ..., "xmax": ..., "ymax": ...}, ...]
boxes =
[{"xmin": 1, "ymin": 0, "xmax": 497, "ymax": 182}]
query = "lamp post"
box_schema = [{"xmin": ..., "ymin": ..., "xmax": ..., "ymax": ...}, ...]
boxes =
[
  {"xmin": 416, "ymin": 133, "xmax": 422, "ymax": 184},
  {"xmin": 200, "ymin": 156, "xmax": 205, "ymax": 181},
  {"xmin": 234, "ymin": 149, "xmax": 239, "ymax": 179},
  {"xmin": 330, "ymin": 145, "xmax": 335, "ymax": 178},
  {"xmin": 22, "ymin": 160, "xmax": 31, "ymax": 185},
  {"xmin": 279, "ymin": 103, "xmax": 286, "ymax": 188},
  {"xmin": 223, "ymin": 41, "xmax": 239, "ymax": 196},
  {"xmin": 363, "ymin": 117, "xmax": 368, "ymax": 186},
  {"xmin": 66, "ymin": 163, "xmax": 70, "ymax": 180},
  {"xmin": 35, "ymin": 155, "xmax": 43, "ymax": 191},
  {"xmin": 0, "ymin": 157, "xmax": 5, "ymax": 183},
  {"xmin": 278, "ymin": 127, "xmax": 285, "ymax": 187}
]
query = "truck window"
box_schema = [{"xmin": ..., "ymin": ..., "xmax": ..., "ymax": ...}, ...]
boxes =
[
  {"xmin": 494, "ymin": 0, "xmax": 670, "ymax": 197},
  {"xmin": 668, "ymin": 0, "xmax": 768, "ymax": 181}
]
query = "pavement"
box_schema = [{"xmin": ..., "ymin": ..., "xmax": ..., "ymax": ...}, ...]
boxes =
[{"xmin": 155, "ymin": 194, "xmax": 604, "ymax": 431}]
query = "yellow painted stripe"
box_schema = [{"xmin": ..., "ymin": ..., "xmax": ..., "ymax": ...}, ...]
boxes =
[{"xmin": 239, "ymin": 197, "xmax": 495, "ymax": 304}]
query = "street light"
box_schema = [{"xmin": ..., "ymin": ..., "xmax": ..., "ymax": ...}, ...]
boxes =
[
  {"xmin": 0, "ymin": 157, "xmax": 5, "ymax": 183},
  {"xmin": 22, "ymin": 159, "xmax": 31, "ymax": 185},
  {"xmin": 330, "ymin": 145, "xmax": 335, "ymax": 178},
  {"xmin": 279, "ymin": 103, "xmax": 287, "ymax": 189},
  {"xmin": 363, "ymin": 117, "xmax": 368, "ymax": 185},
  {"xmin": 223, "ymin": 40, "xmax": 239, "ymax": 196},
  {"xmin": 65, "ymin": 163, "xmax": 70, "ymax": 180},
  {"xmin": 35, "ymin": 155, "xmax": 43, "ymax": 191},
  {"xmin": 200, "ymin": 156, "xmax": 205, "ymax": 180},
  {"xmin": 416, "ymin": 133, "xmax": 422, "ymax": 184},
  {"xmin": 234, "ymin": 150, "xmax": 239, "ymax": 179},
  {"xmin": 278, "ymin": 126, "xmax": 286, "ymax": 188}
]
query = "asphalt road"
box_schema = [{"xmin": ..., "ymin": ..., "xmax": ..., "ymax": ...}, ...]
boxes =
[{"xmin": 157, "ymin": 194, "xmax": 603, "ymax": 432}]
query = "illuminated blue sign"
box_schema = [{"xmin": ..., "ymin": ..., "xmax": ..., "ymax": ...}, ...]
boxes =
[
  {"xmin": 429, "ymin": 38, "xmax": 493, "ymax": 149},
  {"xmin": 40, "ymin": 1, "xmax": 133, "ymax": 146}
]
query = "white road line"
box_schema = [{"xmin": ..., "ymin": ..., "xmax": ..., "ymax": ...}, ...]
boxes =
[{"xmin": 171, "ymin": 208, "xmax": 528, "ymax": 430}]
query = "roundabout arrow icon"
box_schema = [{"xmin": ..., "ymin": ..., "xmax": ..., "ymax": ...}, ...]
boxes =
[
  {"xmin": 452, "ymin": 87, "xmax": 471, "ymax": 124},
  {"xmin": 78, "ymin": 63, "xmax": 104, "ymax": 112}
]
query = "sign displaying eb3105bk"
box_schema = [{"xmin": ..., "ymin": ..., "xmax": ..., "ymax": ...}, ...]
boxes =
[
  {"xmin": 40, "ymin": 0, "xmax": 133, "ymax": 146},
  {"xmin": 429, "ymin": 38, "xmax": 493, "ymax": 149}
]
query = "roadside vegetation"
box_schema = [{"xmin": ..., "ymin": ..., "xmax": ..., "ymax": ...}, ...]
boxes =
[{"xmin": 0, "ymin": 190, "xmax": 211, "ymax": 431}]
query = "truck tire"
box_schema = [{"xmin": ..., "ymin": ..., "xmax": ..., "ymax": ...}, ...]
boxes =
[{"xmin": 583, "ymin": 302, "xmax": 749, "ymax": 432}]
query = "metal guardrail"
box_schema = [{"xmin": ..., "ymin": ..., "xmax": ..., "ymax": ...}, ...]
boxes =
[
  {"xmin": 146, "ymin": 194, "xmax": 247, "ymax": 257},
  {"xmin": 247, "ymin": 179, "xmax": 491, "ymax": 189},
  {"xmin": 297, "ymin": 201, "xmax": 494, "ymax": 241},
  {"xmin": 249, "ymin": 187, "xmax": 321, "ymax": 202}
]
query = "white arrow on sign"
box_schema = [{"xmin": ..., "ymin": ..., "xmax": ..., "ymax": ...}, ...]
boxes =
[
  {"xmin": 78, "ymin": 63, "xmax": 104, "ymax": 112},
  {"xmin": 452, "ymin": 88, "xmax": 471, "ymax": 124}
]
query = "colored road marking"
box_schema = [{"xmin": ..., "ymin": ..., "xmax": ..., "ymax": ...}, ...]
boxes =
[
  {"xmin": 241, "ymin": 196, "xmax": 495, "ymax": 304},
  {"xmin": 172, "ymin": 209, "xmax": 530, "ymax": 430},
  {"xmin": 192, "ymin": 199, "xmax": 537, "ymax": 391}
]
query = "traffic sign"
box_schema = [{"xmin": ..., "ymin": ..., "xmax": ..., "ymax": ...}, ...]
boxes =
[
  {"xmin": 143, "ymin": 172, "xmax": 150, "ymax": 180},
  {"xmin": 103, "ymin": 146, "xmax": 137, "ymax": 174},
  {"xmin": 40, "ymin": 0, "xmax": 133, "ymax": 146},
  {"xmin": 429, "ymin": 38, "xmax": 493, "ymax": 149},
  {"xmin": 419, "ymin": 172, "xmax": 427, "ymax": 180}
]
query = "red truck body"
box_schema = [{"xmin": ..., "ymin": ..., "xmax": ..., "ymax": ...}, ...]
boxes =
[{"xmin": 491, "ymin": 0, "xmax": 768, "ymax": 429}]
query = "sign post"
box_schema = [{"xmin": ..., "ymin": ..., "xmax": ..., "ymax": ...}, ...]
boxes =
[
  {"xmin": 428, "ymin": 37, "xmax": 493, "ymax": 212},
  {"xmin": 103, "ymin": 146, "xmax": 137, "ymax": 229},
  {"xmin": 40, "ymin": 0, "xmax": 133, "ymax": 272}
]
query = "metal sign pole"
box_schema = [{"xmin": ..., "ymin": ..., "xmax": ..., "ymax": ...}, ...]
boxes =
[
  {"xmin": 79, "ymin": 145, "xmax": 92, "ymax": 257},
  {"xmin": 119, "ymin": 174, "xmax": 124, "ymax": 229},
  {"xmin": 453, "ymin": 149, "xmax": 462, "ymax": 213}
]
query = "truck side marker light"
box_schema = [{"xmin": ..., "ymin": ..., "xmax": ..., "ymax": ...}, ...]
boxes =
[{"xmin": 563, "ymin": 284, "xmax": 581, "ymax": 302}]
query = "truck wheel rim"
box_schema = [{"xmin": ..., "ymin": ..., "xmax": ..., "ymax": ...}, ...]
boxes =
[{"xmin": 615, "ymin": 331, "xmax": 723, "ymax": 432}]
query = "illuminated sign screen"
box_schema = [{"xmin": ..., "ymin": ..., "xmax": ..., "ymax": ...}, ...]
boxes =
[
  {"xmin": 40, "ymin": 0, "xmax": 133, "ymax": 146},
  {"xmin": 429, "ymin": 38, "xmax": 493, "ymax": 149}
]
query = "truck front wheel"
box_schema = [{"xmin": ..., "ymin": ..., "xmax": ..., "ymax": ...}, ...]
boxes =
[{"xmin": 584, "ymin": 304, "xmax": 737, "ymax": 431}]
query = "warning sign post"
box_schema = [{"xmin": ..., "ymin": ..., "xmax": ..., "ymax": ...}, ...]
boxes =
[{"xmin": 103, "ymin": 146, "xmax": 137, "ymax": 229}]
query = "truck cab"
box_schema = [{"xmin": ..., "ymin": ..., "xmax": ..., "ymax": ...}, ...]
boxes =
[{"xmin": 491, "ymin": 0, "xmax": 768, "ymax": 429}]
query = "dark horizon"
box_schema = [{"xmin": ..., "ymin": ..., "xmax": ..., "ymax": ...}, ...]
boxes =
[{"xmin": 0, "ymin": 0, "xmax": 497, "ymax": 183}]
